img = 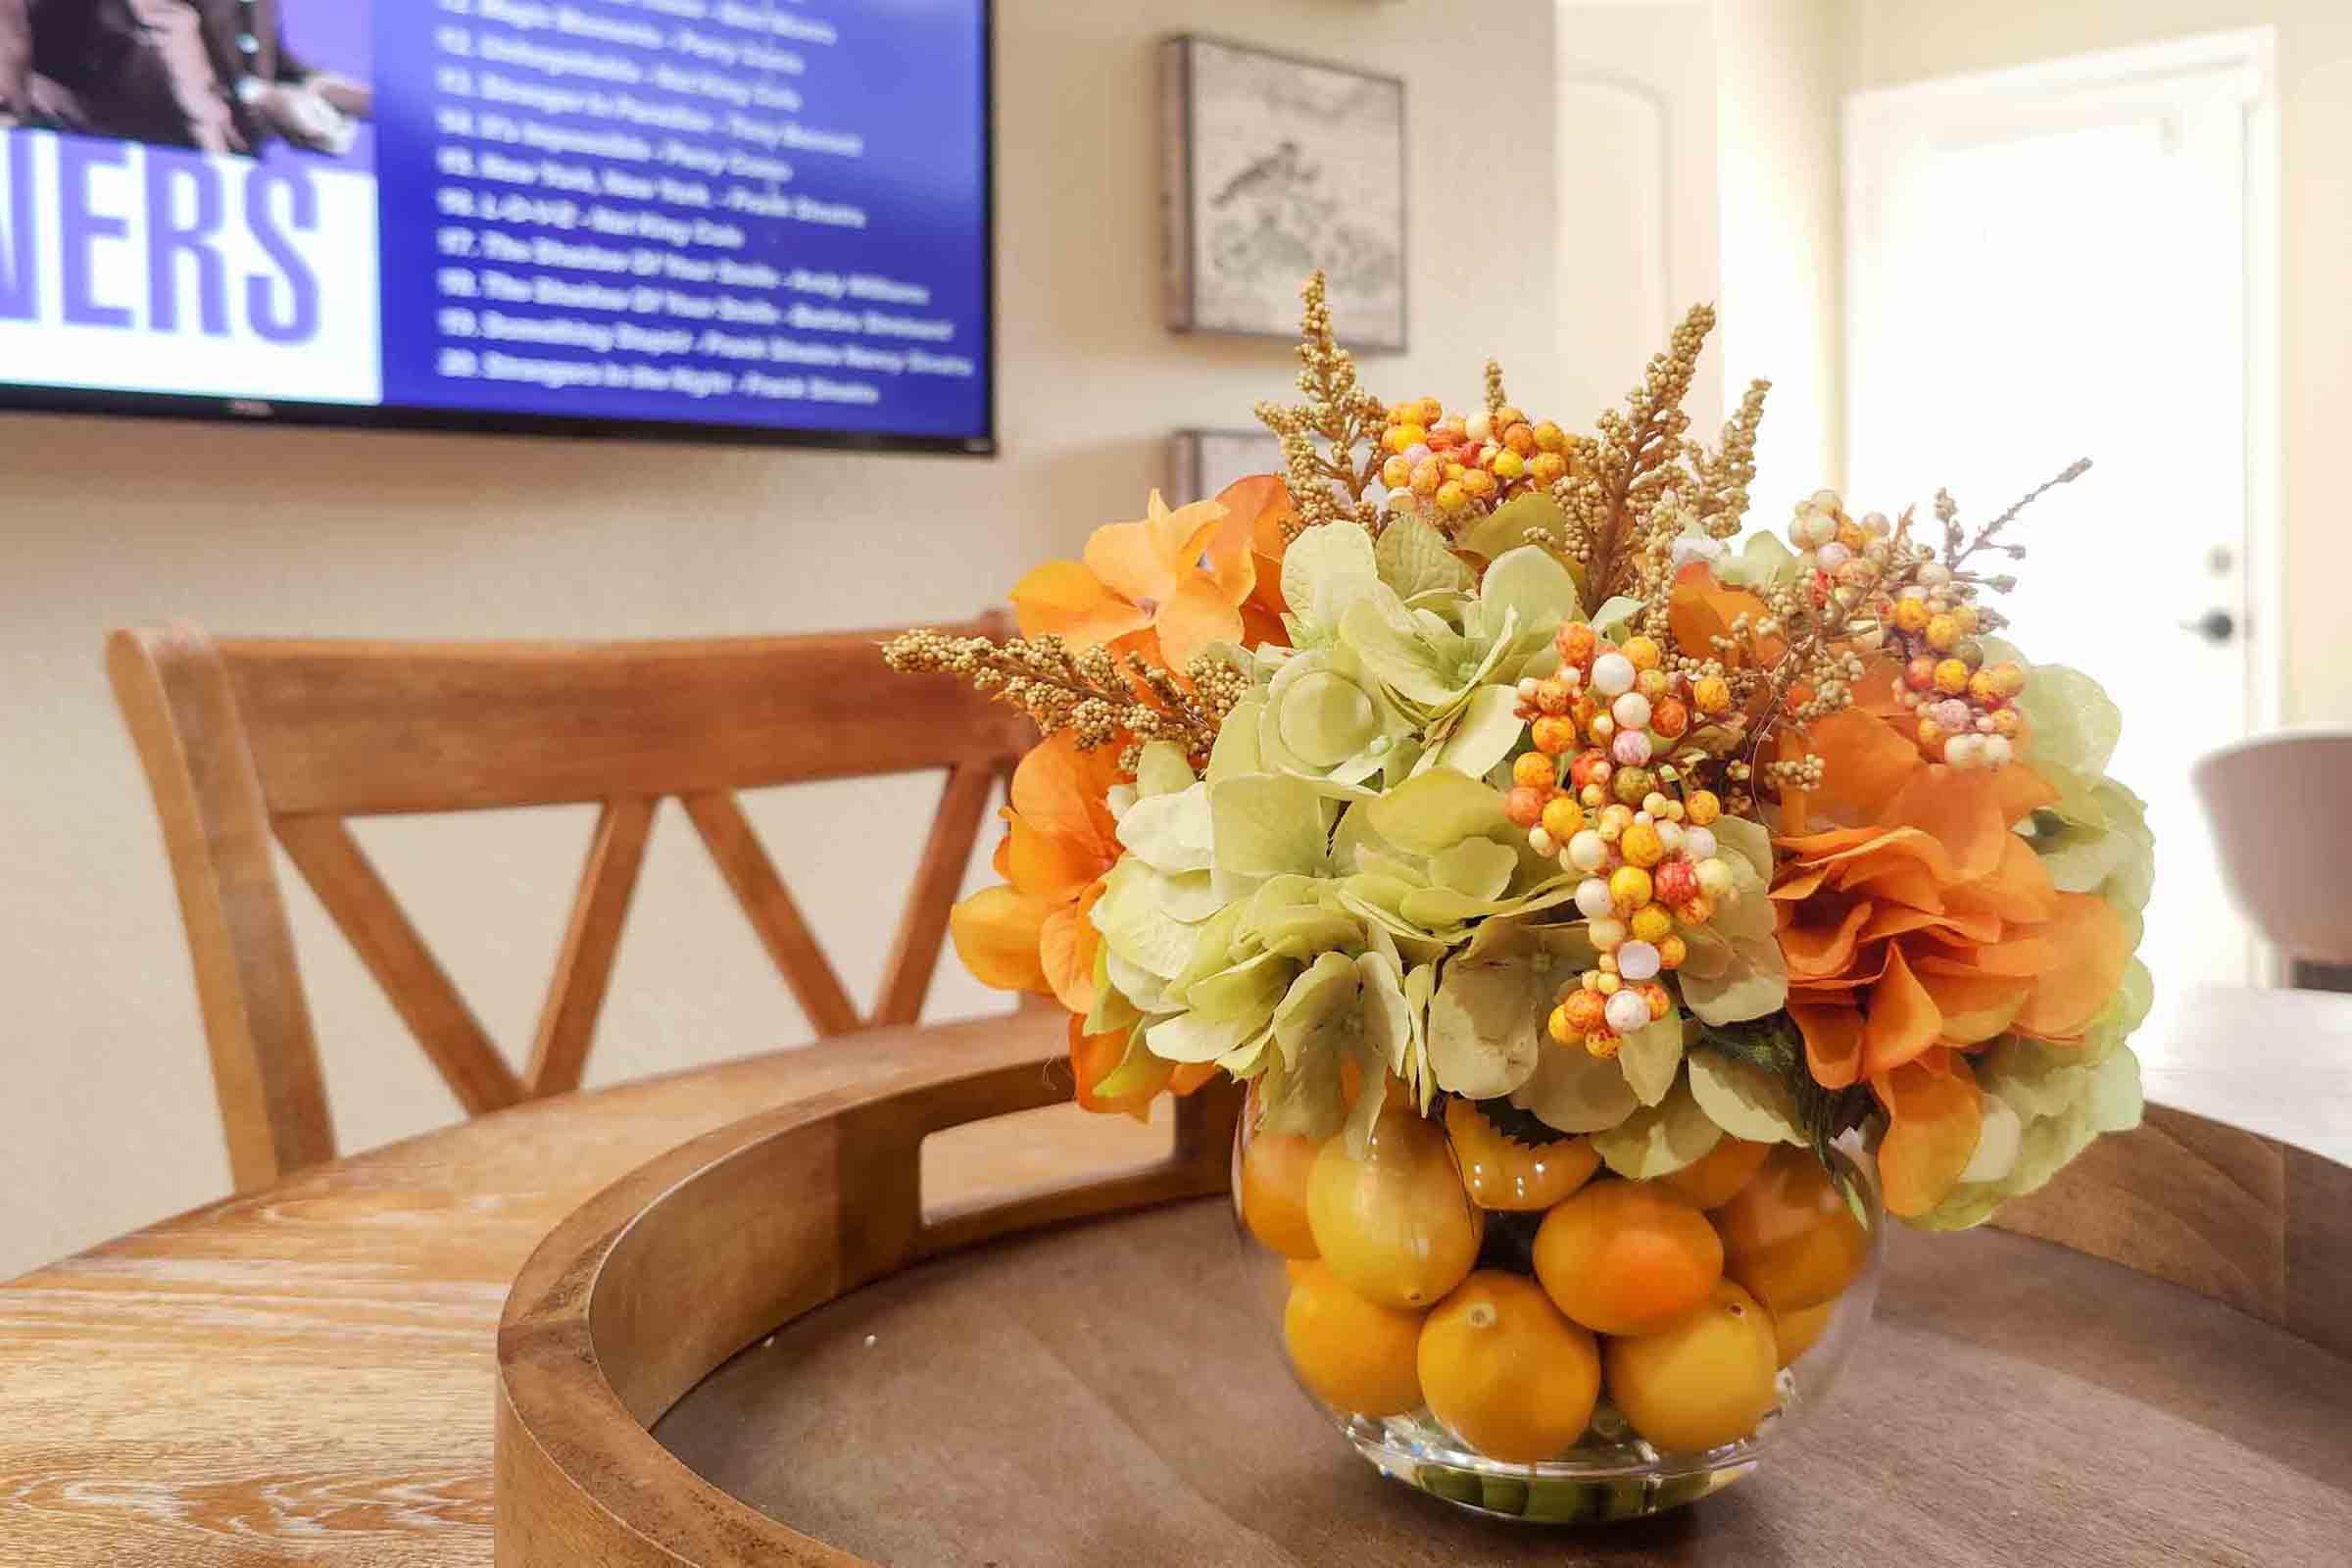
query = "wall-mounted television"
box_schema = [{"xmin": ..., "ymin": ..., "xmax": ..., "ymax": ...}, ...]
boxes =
[{"xmin": 0, "ymin": 0, "xmax": 993, "ymax": 453}]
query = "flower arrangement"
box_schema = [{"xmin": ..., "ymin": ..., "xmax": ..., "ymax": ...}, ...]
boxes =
[{"xmin": 886, "ymin": 273, "xmax": 2148, "ymax": 1512}]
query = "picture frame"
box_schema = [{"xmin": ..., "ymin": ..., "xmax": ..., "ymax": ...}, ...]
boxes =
[{"xmin": 1159, "ymin": 34, "xmax": 1407, "ymax": 351}]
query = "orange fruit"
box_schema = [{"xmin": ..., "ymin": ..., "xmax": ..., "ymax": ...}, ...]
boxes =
[
  {"xmin": 1283, "ymin": 1262, "xmax": 1426, "ymax": 1417},
  {"xmin": 1604, "ymin": 1279, "xmax": 1781, "ymax": 1453},
  {"xmin": 1532, "ymin": 1181, "xmax": 1723, "ymax": 1336},
  {"xmin": 1712, "ymin": 1148, "xmax": 1871, "ymax": 1312},
  {"xmin": 1307, "ymin": 1109, "xmax": 1484, "ymax": 1309},
  {"xmin": 1658, "ymin": 1136, "xmax": 1772, "ymax": 1210},
  {"xmin": 1417, "ymin": 1271, "xmax": 1600, "ymax": 1462},
  {"xmin": 1771, "ymin": 1298, "xmax": 1836, "ymax": 1368},
  {"xmin": 1240, "ymin": 1132, "xmax": 1321, "ymax": 1259},
  {"xmin": 1445, "ymin": 1099, "xmax": 1600, "ymax": 1211}
]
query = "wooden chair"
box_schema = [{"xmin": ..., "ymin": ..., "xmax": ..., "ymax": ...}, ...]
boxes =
[{"xmin": 107, "ymin": 617, "xmax": 1030, "ymax": 1195}]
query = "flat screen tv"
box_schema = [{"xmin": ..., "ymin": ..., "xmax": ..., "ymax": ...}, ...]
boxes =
[{"xmin": 0, "ymin": 0, "xmax": 994, "ymax": 452}]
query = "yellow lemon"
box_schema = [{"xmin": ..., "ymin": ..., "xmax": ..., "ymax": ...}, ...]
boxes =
[
  {"xmin": 1771, "ymin": 1298, "xmax": 1837, "ymax": 1368},
  {"xmin": 1712, "ymin": 1148, "xmax": 1871, "ymax": 1312},
  {"xmin": 1418, "ymin": 1271, "xmax": 1601, "ymax": 1462},
  {"xmin": 1240, "ymin": 1132, "xmax": 1321, "ymax": 1259},
  {"xmin": 1658, "ymin": 1136, "xmax": 1772, "ymax": 1210},
  {"xmin": 1283, "ymin": 1262, "xmax": 1427, "ymax": 1418},
  {"xmin": 1604, "ymin": 1280, "xmax": 1781, "ymax": 1454},
  {"xmin": 1533, "ymin": 1181, "xmax": 1723, "ymax": 1336},
  {"xmin": 1306, "ymin": 1109, "xmax": 1484, "ymax": 1309},
  {"xmin": 1445, "ymin": 1099, "xmax": 1600, "ymax": 1211}
]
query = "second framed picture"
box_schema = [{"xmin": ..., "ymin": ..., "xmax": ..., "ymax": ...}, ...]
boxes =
[{"xmin": 1159, "ymin": 35, "xmax": 1407, "ymax": 351}]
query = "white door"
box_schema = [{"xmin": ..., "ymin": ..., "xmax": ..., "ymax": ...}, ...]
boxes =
[{"xmin": 1844, "ymin": 32, "xmax": 2280, "ymax": 1054}]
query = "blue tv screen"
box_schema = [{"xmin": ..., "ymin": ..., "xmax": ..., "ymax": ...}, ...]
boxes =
[{"xmin": 0, "ymin": 0, "xmax": 994, "ymax": 451}]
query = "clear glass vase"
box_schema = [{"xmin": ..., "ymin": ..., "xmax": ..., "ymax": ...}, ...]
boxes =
[{"xmin": 1233, "ymin": 1089, "xmax": 1883, "ymax": 1524}]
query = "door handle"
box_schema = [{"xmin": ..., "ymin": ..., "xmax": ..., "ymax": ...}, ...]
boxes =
[{"xmin": 2180, "ymin": 608, "xmax": 2236, "ymax": 644}]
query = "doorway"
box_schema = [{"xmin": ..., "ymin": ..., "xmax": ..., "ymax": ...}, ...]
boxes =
[{"xmin": 1842, "ymin": 29, "xmax": 2282, "ymax": 1055}]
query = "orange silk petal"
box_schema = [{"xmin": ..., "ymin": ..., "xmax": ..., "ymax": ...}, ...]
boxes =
[
  {"xmin": 1084, "ymin": 497, "xmax": 1226, "ymax": 607},
  {"xmin": 1070, "ymin": 1015, "xmax": 1167, "ymax": 1121},
  {"xmin": 1792, "ymin": 1002, "xmax": 1865, "ymax": 1089},
  {"xmin": 1009, "ymin": 560, "xmax": 1151, "ymax": 650},
  {"xmin": 1782, "ymin": 900, "xmax": 1875, "ymax": 981},
  {"xmin": 1037, "ymin": 882, "xmax": 1103, "ymax": 1015},
  {"xmin": 1152, "ymin": 573, "xmax": 1248, "ymax": 669},
  {"xmin": 1863, "ymin": 943, "xmax": 1943, "ymax": 1078},
  {"xmin": 1876, "ymin": 1050, "xmax": 1984, "ymax": 1218},
  {"xmin": 1009, "ymin": 732, "xmax": 1120, "ymax": 856},
  {"xmin": 948, "ymin": 885, "xmax": 1053, "ymax": 995},
  {"xmin": 1943, "ymin": 833, "xmax": 2058, "ymax": 927},
  {"xmin": 1668, "ymin": 564, "xmax": 1782, "ymax": 668},
  {"xmin": 1245, "ymin": 478, "xmax": 1299, "ymax": 616},
  {"xmin": 1206, "ymin": 475, "xmax": 1286, "ymax": 606},
  {"xmin": 1005, "ymin": 813, "xmax": 1106, "ymax": 902},
  {"xmin": 1881, "ymin": 765, "xmax": 2008, "ymax": 883},
  {"xmin": 1920, "ymin": 969, "xmax": 2031, "ymax": 1046},
  {"xmin": 1991, "ymin": 761, "xmax": 2060, "ymax": 827},
  {"xmin": 2012, "ymin": 892, "xmax": 2132, "ymax": 1040},
  {"xmin": 1799, "ymin": 708, "xmax": 1925, "ymax": 828}
]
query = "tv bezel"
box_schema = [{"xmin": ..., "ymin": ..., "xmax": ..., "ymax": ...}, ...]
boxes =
[{"xmin": 0, "ymin": 0, "xmax": 998, "ymax": 457}]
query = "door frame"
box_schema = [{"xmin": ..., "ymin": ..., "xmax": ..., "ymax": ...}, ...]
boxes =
[{"xmin": 1841, "ymin": 26, "xmax": 2283, "ymax": 736}]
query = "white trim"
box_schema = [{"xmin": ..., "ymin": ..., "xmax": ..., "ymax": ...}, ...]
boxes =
[{"xmin": 1840, "ymin": 26, "xmax": 2284, "ymax": 741}]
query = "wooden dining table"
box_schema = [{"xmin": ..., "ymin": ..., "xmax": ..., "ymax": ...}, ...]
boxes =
[{"xmin": 1, "ymin": 988, "xmax": 2345, "ymax": 1566}]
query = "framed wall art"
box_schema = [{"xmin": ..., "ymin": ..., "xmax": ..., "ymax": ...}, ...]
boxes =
[{"xmin": 1159, "ymin": 35, "xmax": 1407, "ymax": 350}]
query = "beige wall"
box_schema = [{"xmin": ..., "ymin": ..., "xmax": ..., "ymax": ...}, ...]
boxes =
[
  {"xmin": 1846, "ymin": 0, "xmax": 2352, "ymax": 725},
  {"xmin": 0, "ymin": 0, "xmax": 1562, "ymax": 1278}
]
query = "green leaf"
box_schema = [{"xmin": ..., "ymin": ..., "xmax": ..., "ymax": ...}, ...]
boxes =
[
  {"xmin": 1592, "ymin": 1076, "xmax": 1723, "ymax": 1178},
  {"xmin": 1429, "ymin": 837, "xmax": 1519, "ymax": 902},
  {"xmin": 1134, "ymin": 741, "xmax": 1197, "ymax": 799},
  {"xmin": 1686, "ymin": 1047, "xmax": 1805, "ymax": 1146},
  {"xmin": 1674, "ymin": 923, "xmax": 1789, "ymax": 1025},
  {"xmin": 1710, "ymin": 813, "xmax": 1775, "ymax": 884},
  {"xmin": 1365, "ymin": 768, "xmax": 1507, "ymax": 856},
  {"xmin": 1717, "ymin": 530, "xmax": 1800, "ymax": 590},
  {"xmin": 1616, "ymin": 1013, "xmax": 1688, "ymax": 1107},
  {"xmin": 1509, "ymin": 1037, "xmax": 1639, "ymax": 1134},
  {"xmin": 1424, "ymin": 684, "xmax": 1525, "ymax": 782},
  {"xmin": 1207, "ymin": 694, "xmax": 1266, "ymax": 783},
  {"xmin": 1375, "ymin": 514, "xmax": 1473, "ymax": 601},
  {"xmin": 1456, "ymin": 492, "xmax": 1566, "ymax": 562},
  {"xmin": 1117, "ymin": 783, "xmax": 1213, "ymax": 874},
  {"xmin": 1425, "ymin": 959, "xmax": 1544, "ymax": 1099},
  {"xmin": 2018, "ymin": 664, "xmax": 2122, "ymax": 778},
  {"xmin": 1476, "ymin": 546, "xmax": 1583, "ymax": 642},
  {"xmin": 1145, "ymin": 1005, "xmax": 1272, "ymax": 1064},
  {"xmin": 1092, "ymin": 857, "xmax": 1203, "ymax": 979},
  {"xmin": 1270, "ymin": 951, "xmax": 1361, "ymax": 1066},
  {"xmin": 1340, "ymin": 591, "xmax": 1461, "ymax": 706},
  {"xmin": 1210, "ymin": 774, "xmax": 1330, "ymax": 885},
  {"xmin": 1281, "ymin": 521, "xmax": 1382, "ymax": 636}
]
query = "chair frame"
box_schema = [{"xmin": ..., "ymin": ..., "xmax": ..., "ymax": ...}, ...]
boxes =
[{"xmin": 108, "ymin": 616, "xmax": 1028, "ymax": 1194}]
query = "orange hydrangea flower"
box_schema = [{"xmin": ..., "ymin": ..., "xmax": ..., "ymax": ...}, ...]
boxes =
[
  {"xmin": 1771, "ymin": 686, "xmax": 2132, "ymax": 1217},
  {"xmin": 1009, "ymin": 478, "xmax": 1292, "ymax": 669},
  {"xmin": 948, "ymin": 731, "xmax": 1122, "ymax": 1014}
]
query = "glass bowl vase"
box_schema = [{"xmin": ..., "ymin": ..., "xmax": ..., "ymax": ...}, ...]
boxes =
[{"xmin": 1233, "ymin": 1091, "xmax": 1883, "ymax": 1525}]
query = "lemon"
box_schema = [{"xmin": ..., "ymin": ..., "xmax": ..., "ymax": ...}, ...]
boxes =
[
  {"xmin": 1533, "ymin": 1181, "xmax": 1723, "ymax": 1336},
  {"xmin": 1418, "ymin": 1271, "xmax": 1600, "ymax": 1462},
  {"xmin": 1604, "ymin": 1280, "xmax": 1780, "ymax": 1453},
  {"xmin": 1306, "ymin": 1109, "xmax": 1483, "ymax": 1309},
  {"xmin": 1240, "ymin": 1132, "xmax": 1321, "ymax": 1259},
  {"xmin": 1283, "ymin": 1261, "xmax": 1427, "ymax": 1417}
]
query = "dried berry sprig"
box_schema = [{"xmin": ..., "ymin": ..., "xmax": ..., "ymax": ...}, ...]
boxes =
[
  {"xmin": 880, "ymin": 629, "xmax": 1224, "ymax": 763},
  {"xmin": 1253, "ymin": 270, "xmax": 1389, "ymax": 536}
]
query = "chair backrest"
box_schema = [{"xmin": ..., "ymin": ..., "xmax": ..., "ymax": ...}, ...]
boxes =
[
  {"xmin": 108, "ymin": 617, "xmax": 1028, "ymax": 1194},
  {"xmin": 2192, "ymin": 727, "xmax": 2352, "ymax": 965}
]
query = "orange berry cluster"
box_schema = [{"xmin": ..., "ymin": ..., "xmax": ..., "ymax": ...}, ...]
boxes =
[
  {"xmin": 1505, "ymin": 620, "xmax": 1742, "ymax": 1059},
  {"xmin": 1378, "ymin": 398, "xmax": 1571, "ymax": 524},
  {"xmin": 1788, "ymin": 492, "xmax": 2031, "ymax": 771}
]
